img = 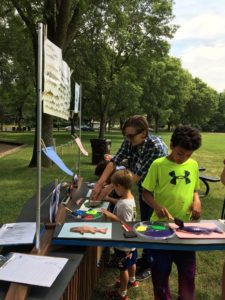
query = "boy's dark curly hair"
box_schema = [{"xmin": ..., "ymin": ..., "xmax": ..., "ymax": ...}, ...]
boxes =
[{"xmin": 171, "ymin": 125, "xmax": 202, "ymax": 151}]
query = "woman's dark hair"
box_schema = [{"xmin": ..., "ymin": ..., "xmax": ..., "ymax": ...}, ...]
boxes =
[
  {"xmin": 122, "ymin": 115, "xmax": 149, "ymax": 137},
  {"xmin": 171, "ymin": 125, "xmax": 202, "ymax": 151}
]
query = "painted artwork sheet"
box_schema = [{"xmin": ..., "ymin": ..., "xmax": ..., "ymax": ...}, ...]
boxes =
[
  {"xmin": 57, "ymin": 222, "xmax": 112, "ymax": 239},
  {"xmin": 43, "ymin": 39, "xmax": 71, "ymax": 120},
  {"xmin": 79, "ymin": 199, "xmax": 109, "ymax": 211},
  {"xmin": 170, "ymin": 222, "xmax": 225, "ymax": 239}
]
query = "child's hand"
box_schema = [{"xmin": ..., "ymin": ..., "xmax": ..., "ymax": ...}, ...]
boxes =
[
  {"xmin": 191, "ymin": 201, "xmax": 201, "ymax": 220},
  {"xmin": 101, "ymin": 208, "xmax": 109, "ymax": 216},
  {"xmin": 190, "ymin": 195, "xmax": 201, "ymax": 220},
  {"xmin": 155, "ymin": 207, "xmax": 173, "ymax": 220},
  {"xmin": 101, "ymin": 208, "xmax": 120, "ymax": 222}
]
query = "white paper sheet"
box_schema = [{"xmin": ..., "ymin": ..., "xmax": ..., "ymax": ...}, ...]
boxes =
[
  {"xmin": 74, "ymin": 82, "xmax": 80, "ymax": 113},
  {"xmin": 43, "ymin": 38, "xmax": 71, "ymax": 120},
  {"xmin": 0, "ymin": 252, "xmax": 68, "ymax": 287},
  {"xmin": 0, "ymin": 222, "xmax": 36, "ymax": 245}
]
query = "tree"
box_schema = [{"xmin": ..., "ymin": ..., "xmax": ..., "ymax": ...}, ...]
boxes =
[
  {"xmin": 0, "ymin": 4, "xmax": 35, "ymax": 130},
  {"xmin": 205, "ymin": 92, "xmax": 225, "ymax": 132},
  {"xmin": 3, "ymin": 0, "xmax": 176, "ymax": 165},
  {"xmin": 7, "ymin": 0, "xmax": 98, "ymax": 166},
  {"xmin": 140, "ymin": 57, "xmax": 180, "ymax": 132},
  {"xmin": 166, "ymin": 59, "xmax": 194, "ymax": 131},
  {"xmin": 182, "ymin": 77, "xmax": 218, "ymax": 129},
  {"xmin": 67, "ymin": 0, "xmax": 177, "ymax": 138}
]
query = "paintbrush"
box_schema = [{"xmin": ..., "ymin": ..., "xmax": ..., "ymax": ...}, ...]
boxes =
[
  {"xmin": 164, "ymin": 209, "xmax": 184, "ymax": 227},
  {"xmin": 64, "ymin": 206, "xmax": 76, "ymax": 215}
]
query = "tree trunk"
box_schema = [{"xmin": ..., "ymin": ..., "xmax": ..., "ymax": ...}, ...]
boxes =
[
  {"xmin": 98, "ymin": 113, "xmax": 107, "ymax": 139},
  {"xmin": 154, "ymin": 113, "xmax": 160, "ymax": 133}
]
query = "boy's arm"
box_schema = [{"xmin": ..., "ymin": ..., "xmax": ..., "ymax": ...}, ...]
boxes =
[
  {"xmin": 104, "ymin": 195, "xmax": 118, "ymax": 205},
  {"xmin": 191, "ymin": 191, "xmax": 201, "ymax": 220},
  {"xmin": 142, "ymin": 189, "xmax": 172, "ymax": 219},
  {"xmin": 101, "ymin": 208, "xmax": 121, "ymax": 222}
]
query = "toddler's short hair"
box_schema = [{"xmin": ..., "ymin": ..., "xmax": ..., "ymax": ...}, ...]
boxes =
[{"xmin": 111, "ymin": 169, "xmax": 133, "ymax": 190}]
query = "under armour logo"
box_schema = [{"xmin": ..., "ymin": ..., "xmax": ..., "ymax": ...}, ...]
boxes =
[{"xmin": 169, "ymin": 171, "xmax": 191, "ymax": 185}]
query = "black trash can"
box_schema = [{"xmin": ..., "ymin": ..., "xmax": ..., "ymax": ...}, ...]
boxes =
[{"xmin": 90, "ymin": 138, "xmax": 111, "ymax": 165}]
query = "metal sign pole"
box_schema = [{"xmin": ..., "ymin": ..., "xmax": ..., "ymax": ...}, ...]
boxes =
[
  {"xmin": 36, "ymin": 23, "xmax": 43, "ymax": 251},
  {"xmin": 77, "ymin": 84, "xmax": 82, "ymax": 176}
]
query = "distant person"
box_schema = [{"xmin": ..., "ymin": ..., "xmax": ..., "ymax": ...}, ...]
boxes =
[
  {"xmin": 91, "ymin": 115, "xmax": 168, "ymax": 281},
  {"xmin": 101, "ymin": 169, "xmax": 138, "ymax": 300},
  {"xmin": 142, "ymin": 125, "xmax": 202, "ymax": 300}
]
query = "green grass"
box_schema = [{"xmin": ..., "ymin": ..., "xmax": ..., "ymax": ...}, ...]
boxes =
[{"xmin": 0, "ymin": 130, "xmax": 224, "ymax": 299}]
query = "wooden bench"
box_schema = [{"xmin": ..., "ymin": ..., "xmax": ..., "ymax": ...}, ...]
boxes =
[{"xmin": 199, "ymin": 174, "xmax": 220, "ymax": 197}]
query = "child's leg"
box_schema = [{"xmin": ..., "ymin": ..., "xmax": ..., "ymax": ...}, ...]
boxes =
[
  {"xmin": 120, "ymin": 269, "xmax": 129, "ymax": 292},
  {"xmin": 174, "ymin": 251, "xmax": 196, "ymax": 300},
  {"xmin": 146, "ymin": 249, "xmax": 173, "ymax": 300},
  {"xmin": 128, "ymin": 263, "xmax": 136, "ymax": 279}
]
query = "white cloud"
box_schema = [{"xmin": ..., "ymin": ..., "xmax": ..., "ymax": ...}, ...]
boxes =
[
  {"xmin": 181, "ymin": 44, "xmax": 225, "ymax": 92},
  {"xmin": 170, "ymin": 0, "xmax": 225, "ymax": 92},
  {"xmin": 174, "ymin": 14, "xmax": 225, "ymax": 41}
]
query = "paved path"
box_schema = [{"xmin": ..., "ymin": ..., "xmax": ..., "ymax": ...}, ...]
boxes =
[{"xmin": 0, "ymin": 142, "xmax": 24, "ymax": 157}]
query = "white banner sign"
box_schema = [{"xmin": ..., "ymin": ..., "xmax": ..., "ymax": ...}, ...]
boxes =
[
  {"xmin": 42, "ymin": 38, "xmax": 71, "ymax": 120},
  {"xmin": 74, "ymin": 82, "xmax": 80, "ymax": 113}
]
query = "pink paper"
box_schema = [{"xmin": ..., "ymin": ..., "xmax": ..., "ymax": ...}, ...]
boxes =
[
  {"xmin": 74, "ymin": 137, "xmax": 88, "ymax": 156},
  {"xmin": 170, "ymin": 222, "xmax": 225, "ymax": 239}
]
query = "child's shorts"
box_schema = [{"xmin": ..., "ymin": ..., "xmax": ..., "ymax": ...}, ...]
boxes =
[{"xmin": 114, "ymin": 248, "xmax": 138, "ymax": 270}]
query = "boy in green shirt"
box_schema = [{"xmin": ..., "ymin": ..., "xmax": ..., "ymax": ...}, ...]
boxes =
[{"xmin": 142, "ymin": 125, "xmax": 202, "ymax": 300}]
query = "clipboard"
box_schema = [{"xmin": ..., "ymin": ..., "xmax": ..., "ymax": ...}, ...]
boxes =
[
  {"xmin": 0, "ymin": 252, "xmax": 68, "ymax": 287},
  {"xmin": 0, "ymin": 222, "xmax": 36, "ymax": 246}
]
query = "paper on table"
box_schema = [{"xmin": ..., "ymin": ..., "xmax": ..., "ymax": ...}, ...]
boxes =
[
  {"xmin": 170, "ymin": 222, "xmax": 225, "ymax": 239},
  {"xmin": 0, "ymin": 222, "xmax": 36, "ymax": 245},
  {"xmin": 58, "ymin": 222, "xmax": 112, "ymax": 239},
  {"xmin": 79, "ymin": 199, "xmax": 109, "ymax": 211},
  {"xmin": 0, "ymin": 252, "xmax": 68, "ymax": 287}
]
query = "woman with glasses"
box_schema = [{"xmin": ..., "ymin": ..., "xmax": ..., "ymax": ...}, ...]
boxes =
[{"xmin": 91, "ymin": 115, "xmax": 168, "ymax": 281}]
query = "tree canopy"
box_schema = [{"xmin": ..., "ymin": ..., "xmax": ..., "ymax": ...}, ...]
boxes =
[{"xmin": 0, "ymin": 0, "xmax": 224, "ymax": 167}]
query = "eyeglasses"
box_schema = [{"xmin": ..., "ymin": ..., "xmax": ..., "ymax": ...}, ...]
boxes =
[{"xmin": 124, "ymin": 131, "xmax": 142, "ymax": 140}]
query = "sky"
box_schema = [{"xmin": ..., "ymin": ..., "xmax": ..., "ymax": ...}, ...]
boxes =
[{"xmin": 170, "ymin": 0, "xmax": 225, "ymax": 93}]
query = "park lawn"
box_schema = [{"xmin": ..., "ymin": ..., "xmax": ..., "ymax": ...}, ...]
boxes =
[{"xmin": 0, "ymin": 130, "xmax": 224, "ymax": 299}]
